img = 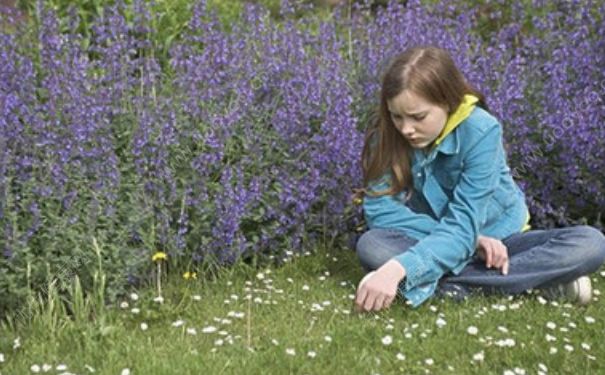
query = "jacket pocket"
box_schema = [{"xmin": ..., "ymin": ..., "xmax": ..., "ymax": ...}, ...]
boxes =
[
  {"xmin": 491, "ymin": 183, "xmax": 516, "ymax": 210},
  {"xmin": 481, "ymin": 184, "xmax": 516, "ymax": 228},
  {"xmin": 433, "ymin": 157, "xmax": 463, "ymax": 190}
]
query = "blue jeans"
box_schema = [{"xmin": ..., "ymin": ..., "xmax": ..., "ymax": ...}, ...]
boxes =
[{"xmin": 356, "ymin": 225, "xmax": 605, "ymax": 297}]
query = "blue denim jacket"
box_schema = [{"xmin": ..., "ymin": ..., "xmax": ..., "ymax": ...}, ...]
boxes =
[{"xmin": 362, "ymin": 106, "xmax": 529, "ymax": 307}]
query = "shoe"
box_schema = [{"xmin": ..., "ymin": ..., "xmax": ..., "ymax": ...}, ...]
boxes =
[
  {"xmin": 435, "ymin": 282, "xmax": 471, "ymax": 302},
  {"xmin": 358, "ymin": 271, "xmax": 376, "ymax": 289},
  {"xmin": 542, "ymin": 276, "xmax": 592, "ymax": 305}
]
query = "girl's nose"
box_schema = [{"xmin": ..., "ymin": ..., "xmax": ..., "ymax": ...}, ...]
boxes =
[{"xmin": 401, "ymin": 122, "xmax": 415, "ymax": 137}]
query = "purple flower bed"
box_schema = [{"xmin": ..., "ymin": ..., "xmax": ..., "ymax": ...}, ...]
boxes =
[{"xmin": 0, "ymin": 0, "xmax": 603, "ymax": 311}]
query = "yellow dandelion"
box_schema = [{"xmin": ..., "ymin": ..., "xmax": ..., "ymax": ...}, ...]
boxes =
[
  {"xmin": 152, "ymin": 251, "xmax": 167, "ymax": 262},
  {"xmin": 353, "ymin": 197, "xmax": 363, "ymax": 205},
  {"xmin": 183, "ymin": 271, "xmax": 197, "ymax": 280}
]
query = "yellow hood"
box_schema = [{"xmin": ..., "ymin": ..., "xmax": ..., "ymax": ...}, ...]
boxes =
[{"xmin": 433, "ymin": 94, "xmax": 479, "ymax": 147}]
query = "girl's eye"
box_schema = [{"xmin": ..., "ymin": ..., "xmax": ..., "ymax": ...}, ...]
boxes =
[{"xmin": 414, "ymin": 116, "xmax": 426, "ymax": 121}]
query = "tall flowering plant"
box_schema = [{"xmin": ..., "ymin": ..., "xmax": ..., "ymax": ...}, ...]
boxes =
[{"xmin": 1, "ymin": 0, "xmax": 603, "ymax": 313}]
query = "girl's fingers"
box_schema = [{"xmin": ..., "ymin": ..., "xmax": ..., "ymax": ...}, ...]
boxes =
[
  {"xmin": 363, "ymin": 290, "xmax": 376, "ymax": 312},
  {"xmin": 485, "ymin": 244, "xmax": 493, "ymax": 268},
  {"xmin": 384, "ymin": 294, "xmax": 395, "ymax": 309},
  {"xmin": 494, "ymin": 244, "xmax": 508, "ymax": 271},
  {"xmin": 502, "ymin": 259, "xmax": 510, "ymax": 275},
  {"xmin": 373, "ymin": 294, "xmax": 386, "ymax": 312},
  {"xmin": 493, "ymin": 246, "xmax": 504, "ymax": 268},
  {"xmin": 355, "ymin": 287, "xmax": 368, "ymax": 312}
]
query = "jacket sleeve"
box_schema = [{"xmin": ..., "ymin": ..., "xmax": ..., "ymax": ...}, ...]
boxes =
[
  {"xmin": 394, "ymin": 124, "xmax": 501, "ymax": 293},
  {"xmin": 363, "ymin": 177, "xmax": 438, "ymax": 240}
]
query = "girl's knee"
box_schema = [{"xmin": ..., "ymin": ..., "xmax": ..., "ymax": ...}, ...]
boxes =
[
  {"xmin": 355, "ymin": 231, "xmax": 375, "ymax": 262},
  {"xmin": 355, "ymin": 229, "xmax": 408, "ymax": 270},
  {"xmin": 572, "ymin": 225, "xmax": 605, "ymax": 267}
]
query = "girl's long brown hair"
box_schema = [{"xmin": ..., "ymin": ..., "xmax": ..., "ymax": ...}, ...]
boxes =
[{"xmin": 355, "ymin": 46, "xmax": 487, "ymax": 201}]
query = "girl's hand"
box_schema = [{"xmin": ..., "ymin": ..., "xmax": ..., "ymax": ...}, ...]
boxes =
[
  {"xmin": 476, "ymin": 235, "xmax": 509, "ymax": 275},
  {"xmin": 354, "ymin": 260, "xmax": 406, "ymax": 312}
]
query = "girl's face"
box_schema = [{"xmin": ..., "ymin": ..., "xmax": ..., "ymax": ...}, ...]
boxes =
[{"xmin": 387, "ymin": 90, "xmax": 449, "ymax": 149}]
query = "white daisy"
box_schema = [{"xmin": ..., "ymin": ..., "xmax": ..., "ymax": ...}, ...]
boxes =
[
  {"xmin": 545, "ymin": 334, "xmax": 556, "ymax": 342},
  {"xmin": 549, "ymin": 347, "xmax": 557, "ymax": 354},
  {"xmin": 495, "ymin": 338, "xmax": 516, "ymax": 347},
  {"xmin": 472, "ymin": 351, "xmax": 484, "ymax": 362},
  {"xmin": 84, "ymin": 364, "xmax": 95, "ymax": 372},
  {"xmin": 538, "ymin": 363, "xmax": 547, "ymax": 372},
  {"xmin": 381, "ymin": 335, "xmax": 393, "ymax": 345},
  {"xmin": 537, "ymin": 296, "xmax": 547, "ymax": 305}
]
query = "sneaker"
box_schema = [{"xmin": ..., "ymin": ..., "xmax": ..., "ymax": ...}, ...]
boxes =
[
  {"xmin": 435, "ymin": 282, "xmax": 471, "ymax": 302},
  {"xmin": 542, "ymin": 276, "xmax": 592, "ymax": 305}
]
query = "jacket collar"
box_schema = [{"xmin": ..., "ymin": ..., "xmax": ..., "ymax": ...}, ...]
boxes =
[
  {"xmin": 434, "ymin": 127, "xmax": 459, "ymax": 155},
  {"xmin": 430, "ymin": 94, "xmax": 479, "ymax": 155}
]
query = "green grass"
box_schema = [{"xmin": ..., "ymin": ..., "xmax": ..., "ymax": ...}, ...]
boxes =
[{"xmin": 1, "ymin": 242, "xmax": 604, "ymax": 374}]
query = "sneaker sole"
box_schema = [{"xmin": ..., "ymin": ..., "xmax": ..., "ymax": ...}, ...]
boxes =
[{"xmin": 571, "ymin": 276, "xmax": 592, "ymax": 306}]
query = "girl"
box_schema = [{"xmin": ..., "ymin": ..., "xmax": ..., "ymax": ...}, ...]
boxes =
[{"xmin": 353, "ymin": 46, "xmax": 605, "ymax": 312}]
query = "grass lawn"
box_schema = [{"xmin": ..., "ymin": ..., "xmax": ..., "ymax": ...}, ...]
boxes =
[{"xmin": 1, "ymin": 242, "xmax": 604, "ymax": 374}]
